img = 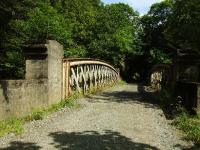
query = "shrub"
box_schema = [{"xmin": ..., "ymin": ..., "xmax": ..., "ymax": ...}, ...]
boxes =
[{"xmin": 174, "ymin": 113, "xmax": 200, "ymax": 144}]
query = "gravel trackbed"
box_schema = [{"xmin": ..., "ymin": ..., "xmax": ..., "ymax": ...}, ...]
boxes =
[{"xmin": 0, "ymin": 84, "xmax": 197, "ymax": 150}]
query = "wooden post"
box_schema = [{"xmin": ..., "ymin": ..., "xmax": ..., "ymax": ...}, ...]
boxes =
[
  {"xmin": 65, "ymin": 61, "xmax": 70, "ymax": 97},
  {"xmin": 62, "ymin": 60, "xmax": 66, "ymax": 99}
]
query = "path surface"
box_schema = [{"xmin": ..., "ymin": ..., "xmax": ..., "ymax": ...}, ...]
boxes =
[{"xmin": 0, "ymin": 84, "xmax": 196, "ymax": 150}]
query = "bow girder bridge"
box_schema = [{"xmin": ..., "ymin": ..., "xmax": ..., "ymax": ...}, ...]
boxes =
[{"xmin": 62, "ymin": 58, "xmax": 120, "ymax": 98}]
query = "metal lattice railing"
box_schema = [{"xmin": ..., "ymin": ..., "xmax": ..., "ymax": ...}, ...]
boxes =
[{"xmin": 62, "ymin": 58, "xmax": 120, "ymax": 98}]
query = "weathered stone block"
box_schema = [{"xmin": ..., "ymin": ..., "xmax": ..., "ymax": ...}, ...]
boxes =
[
  {"xmin": 176, "ymin": 82, "xmax": 200, "ymax": 113},
  {"xmin": 0, "ymin": 40, "xmax": 64, "ymax": 120}
]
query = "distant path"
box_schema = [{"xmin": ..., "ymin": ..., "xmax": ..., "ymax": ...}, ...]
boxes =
[{"xmin": 0, "ymin": 84, "xmax": 195, "ymax": 150}]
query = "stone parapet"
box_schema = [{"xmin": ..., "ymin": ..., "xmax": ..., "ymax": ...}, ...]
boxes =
[
  {"xmin": 176, "ymin": 81, "xmax": 200, "ymax": 113},
  {"xmin": 0, "ymin": 40, "xmax": 64, "ymax": 120}
]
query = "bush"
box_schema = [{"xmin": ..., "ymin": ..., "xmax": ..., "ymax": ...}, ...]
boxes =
[
  {"xmin": 174, "ymin": 113, "xmax": 200, "ymax": 144},
  {"xmin": 157, "ymin": 88, "xmax": 200, "ymax": 144},
  {"xmin": 24, "ymin": 109, "xmax": 46, "ymax": 121}
]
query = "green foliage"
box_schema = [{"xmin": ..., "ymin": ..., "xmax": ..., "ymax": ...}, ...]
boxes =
[
  {"xmin": 142, "ymin": 0, "xmax": 200, "ymax": 66},
  {"xmin": 0, "ymin": 118, "xmax": 24, "ymax": 137},
  {"xmin": 87, "ymin": 3, "xmax": 143, "ymax": 67},
  {"xmin": 156, "ymin": 88, "xmax": 200, "ymax": 144},
  {"xmin": 141, "ymin": 0, "xmax": 173, "ymax": 48},
  {"xmin": 174, "ymin": 113, "xmax": 200, "ymax": 144},
  {"xmin": 24, "ymin": 109, "xmax": 46, "ymax": 121},
  {"xmin": 1, "ymin": 0, "xmax": 199, "ymax": 80},
  {"xmin": 52, "ymin": 0, "xmax": 102, "ymax": 57},
  {"xmin": 149, "ymin": 48, "xmax": 172, "ymax": 64},
  {"xmin": 0, "ymin": 93, "xmax": 82, "ymax": 137},
  {"xmin": 0, "ymin": 0, "xmax": 35, "ymax": 79},
  {"xmin": 48, "ymin": 93, "xmax": 82, "ymax": 112},
  {"xmin": 0, "ymin": 51, "xmax": 25, "ymax": 79},
  {"xmin": 141, "ymin": 0, "xmax": 173, "ymax": 65},
  {"xmin": 25, "ymin": 93, "xmax": 81, "ymax": 122},
  {"xmin": 19, "ymin": 7, "xmax": 72, "ymax": 43},
  {"xmin": 1, "ymin": 0, "xmax": 143, "ymax": 78},
  {"xmin": 118, "ymin": 80, "xmax": 126, "ymax": 85},
  {"xmin": 0, "ymin": 81, "xmax": 119, "ymax": 137},
  {"xmin": 166, "ymin": 0, "xmax": 200, "ymax": 53}
]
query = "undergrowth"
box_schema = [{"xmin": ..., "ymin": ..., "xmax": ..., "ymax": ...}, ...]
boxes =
[
  {"xmin": 118, "ymin": 80, "xmax": 126, "ymax": 85},
  {"xmin": 0, "ymin": 118, "xmax": 24, "ymax": 137},
  {"xmin": 156, "ymin": 88, "xmax": 200, "ymax": 145},
  {"xmin": 24, "ymin": 93, "xmax": 81, "ymax": 122},
  {"xmin": 0, "ymin": 93, "xmax": 81, "ymax": 137},
  {"xmin": 174, "ymin": 113, "xmax": 200, "ymax": 145},
  {"xmin": 0, "ymin": 81, "xmax": 121, "ymax": 137}
]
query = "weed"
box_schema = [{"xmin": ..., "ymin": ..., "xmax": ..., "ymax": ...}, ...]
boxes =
[
  {"xmin": 174, "ymin": 113, "xmax": 200, "ymax": 144},
  {"xmin": 0, "ymin": 81, "xmax": 119, "ymax": 137},
  {"xmin": 0, "ymin": 95, "xmax": 81, "ymax": 137},
  {"xmin": 157, "ymin": 88, "xmax": 200, "ymax": 144},
  {"xmin": 24, "ymin": 109, "xmax": 46, "ymax": 121},
  {"xmin": 118, "ymin": 80, "xmax": 126, "ymax": 85},
  {"xmin": 0, "ymin": 118, "xmax": 24, "ymax": 137}
]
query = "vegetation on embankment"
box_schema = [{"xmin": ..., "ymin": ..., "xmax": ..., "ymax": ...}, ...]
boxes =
[
  {"xmin": 0, "ymin": 118, "xmax": 25, "ymax": 137},
  {"xmin": 174, "ymin": 113, "xmax": 200, "ymax": 145},
  {"xmin": 156, "ymin": 88, "xmax": 200, "ymax": 145},
  {"xmin": 0, "ymin": 93, "xmax": 80, "ymax": 137},
  {"xmin": 0, "ymin": 81, "xmax": 122, "ymax": 137}
]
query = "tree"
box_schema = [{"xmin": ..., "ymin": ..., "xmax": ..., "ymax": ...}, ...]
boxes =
[
  {"xmin": 0, "ymin": 0, "xmax": 144, "ymax": 80},
  {"xmin": 0, "ymin": 0, "xmax": 35, "ymax": 78},
  {"xmin": 51, "ymin": 0, "xmax": 102, "ymax": 57},
  {"xmin": 87, "ymin": 3, "xmax": 143, "ymax": 66},
  {"xmin": 141, "ymin": 0, "xmax": 173, "ymax": 65},
  {"xmin": 166, "ymin": 0, "xmax": 200, "ymax": 53},
  {"xmin": 0, "ymin": 0, "xmax": 73, "ymax": 78},
  {"xmin": 0, "ymin": 0, "xmax": 104, "ymax": 78}
]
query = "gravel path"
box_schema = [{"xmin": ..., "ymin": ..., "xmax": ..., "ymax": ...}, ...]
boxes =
[{"xmin": 0, "ymin": 84, "xmax": 197, "ymax": 150}]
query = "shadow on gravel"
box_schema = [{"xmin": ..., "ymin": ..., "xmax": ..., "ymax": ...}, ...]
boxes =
[
  {"xmin": 174, "ymin": 144, "xmax": 200, "ymax": 150},
  {"xmin": 138, "ymin": 86, "xmax": 200, "ymax": 150},
  {"xmin": 49, "ymin": 130, "xmax": 159, "ymax": 150},
  {"xmin": 86, "ymin": 84, "xmax": 159, "ymax": 109},
  {"xmin": 0, "ymin": 141, "xmax": 41, "ymax": 150}
]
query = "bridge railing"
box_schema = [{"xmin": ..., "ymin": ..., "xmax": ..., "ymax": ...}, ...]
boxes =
[{"xmin": 62, "ymin": 58, "xmax": 120, "ymax": 98}]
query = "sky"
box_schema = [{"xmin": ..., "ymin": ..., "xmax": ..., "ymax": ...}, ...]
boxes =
[{"xmin": 102, "ymin": 0, "xmax": 163, "ymax": 15}]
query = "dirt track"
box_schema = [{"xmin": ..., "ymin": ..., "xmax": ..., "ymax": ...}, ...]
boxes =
[{"xmin": 0, "ymin": 84, "xmax": 196, "ymax": 150}]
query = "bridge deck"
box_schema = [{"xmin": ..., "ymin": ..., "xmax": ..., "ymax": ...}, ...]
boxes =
[{"xmin": 0, "ymin": 84, "xmax": 193, "ymax": 149}]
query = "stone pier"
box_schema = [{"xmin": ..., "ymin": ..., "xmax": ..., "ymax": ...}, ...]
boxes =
[{"xmin": 0, "ymin": 40, "xmax": 64, "ymax": 120}]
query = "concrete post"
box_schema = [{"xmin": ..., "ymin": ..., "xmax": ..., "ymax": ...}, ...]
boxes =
[{"xmin": 23, "ymin": 40, "xmax": 64, "ymax": 105}]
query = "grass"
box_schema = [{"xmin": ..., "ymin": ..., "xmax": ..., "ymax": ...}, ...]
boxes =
[
  {"xmin": 155, "ymin": 88, "xmax": 200, "ymax": 145},
  {"xmin": 118, "ymin": 79, "xmax": 126, "ymax": 85},
  {"xmin": 0, "ymin": 93, "xmax": 82, "ymax": 137},
  {"xmin": 0, "ymin": 81, "xmax": 120, "ymax": 137},
  {"xmin": 24, "ymin": 93, "xmax": 82, "ymax": 122},
  {"xmin": 174, "ymin": 113, "xmax": 200, "ymax": 144},
  {"xmin": 0, "ymin": 118, "xmax": 25, "ymax": 137}
]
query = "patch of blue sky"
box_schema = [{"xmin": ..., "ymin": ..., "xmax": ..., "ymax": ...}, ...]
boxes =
[{"xmin": 102, "ymin": 0, "xmax": 163, "ymax": 15}]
